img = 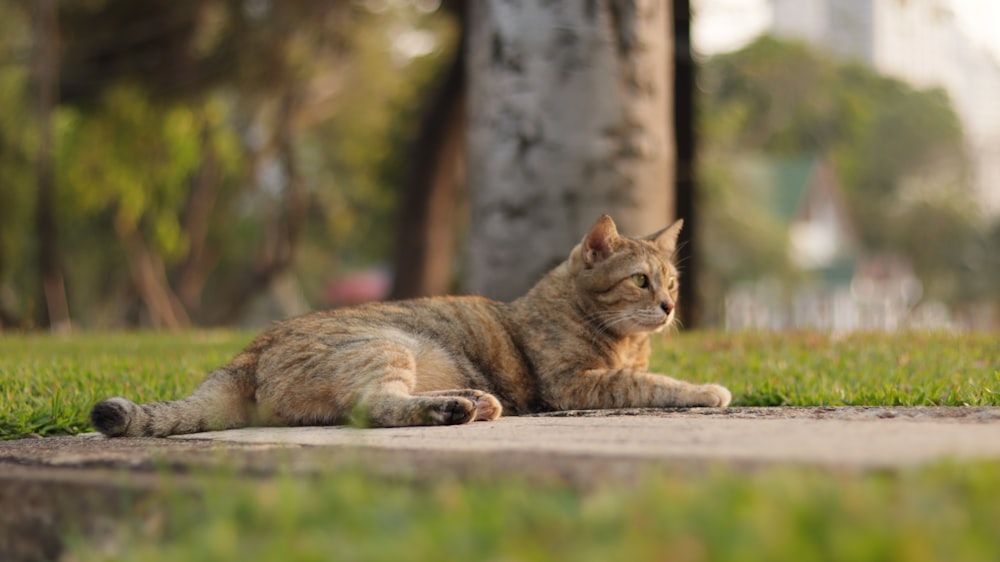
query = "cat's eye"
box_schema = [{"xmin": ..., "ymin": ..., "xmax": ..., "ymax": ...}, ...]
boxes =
[
  {"xmin": 631, "ymin": 274, "xmax": 649, "ymax": 288},
  {"xmin": 668, "ymin": 277, "xmax": 677, "ymax": 291}
]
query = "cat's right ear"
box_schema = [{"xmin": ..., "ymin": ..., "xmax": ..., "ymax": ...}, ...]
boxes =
[
  {"xmin": 583, "ymin": 215, "xmax": 619, "ymax": 267},
  {"xmin": 643, "ymin": 218, "xmax": 684, "ymax": 257}
]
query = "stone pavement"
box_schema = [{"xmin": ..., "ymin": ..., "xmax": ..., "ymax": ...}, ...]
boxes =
[{"xmin": 174, "ymin": 406, "xmax": 1000, "ymax": 469}]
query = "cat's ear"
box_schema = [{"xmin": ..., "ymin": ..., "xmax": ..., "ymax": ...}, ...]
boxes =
[
  {"xmin": 583, "ymin": 214, "xmax": 620, "ymax": 267},
  {"xmin": 644, "ymin": 218, "xmax": 684, "ymax": 256}
]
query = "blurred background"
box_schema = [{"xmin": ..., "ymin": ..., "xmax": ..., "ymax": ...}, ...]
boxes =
[{"xmin": 0, "ymin": 0, "xmax": 997, "ymax": 333}]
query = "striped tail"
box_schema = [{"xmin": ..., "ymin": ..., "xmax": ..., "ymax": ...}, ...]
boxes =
[{"xmin": 90, "ymin": 369, "xmax": 254, "ymax": 437}]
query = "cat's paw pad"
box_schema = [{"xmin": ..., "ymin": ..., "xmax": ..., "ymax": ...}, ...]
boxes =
[
  {"xmin": 426, "ymin": 397, "xmax": 477, "ymax": 425},
  {"xmin": 697, "ymin": 384, "xmax": 732, "ymax": 408},
  {"xmin": 473, "ymin": 393, "xmax": 502, "ymax": 421}
]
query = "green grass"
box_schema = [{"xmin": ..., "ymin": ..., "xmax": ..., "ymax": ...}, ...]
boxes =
[
  {"xmin": 652, "ymin": 331, "xmax": 999, "ymax": 407},
  {"xmin": 63, "ymin": 462, "xmax": 1000, "ymax": 562},
  {"xmin": 1, "ymin": 331, "xmax": 997, "ymax": 438},
  {"xmin": 0, "ymin": 331, "xmax": 252, "ymax": 439}
]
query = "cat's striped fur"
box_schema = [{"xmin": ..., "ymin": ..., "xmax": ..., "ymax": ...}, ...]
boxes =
[{"xmin": 91, "ymin": 215, "xmax": 731, "ymax": 437}]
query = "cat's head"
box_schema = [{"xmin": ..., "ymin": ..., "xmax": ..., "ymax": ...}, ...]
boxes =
[{"xmin": 569, "ymin": 215, "xmax": 683, "ymax": 336}]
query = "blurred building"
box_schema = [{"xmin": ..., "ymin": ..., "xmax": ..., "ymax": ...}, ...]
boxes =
[
  {"xmin": 771, "ymin": 0, "xmax": 1000, "ymax": 215},
  {"xmin": 723, "ymin": 155, "xmax": 951, "ymax": 332},
  {"xmin": 734, "ymin": 156, "xmax": 857, "ymax": 274}
]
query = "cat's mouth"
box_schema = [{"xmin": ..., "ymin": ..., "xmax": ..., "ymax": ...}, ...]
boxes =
[
  {"xmin": 650, "ymin": 318, "xmax": 672, "ymax": 333},
  {"xmin": 635, "ymin": 311, "xmax": 673, "ymax": 333}
]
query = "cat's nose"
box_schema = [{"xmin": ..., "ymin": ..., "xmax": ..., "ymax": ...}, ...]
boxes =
[{"xmin": 660, "ymin": 300, "xmax": 674, "ymax": 315}]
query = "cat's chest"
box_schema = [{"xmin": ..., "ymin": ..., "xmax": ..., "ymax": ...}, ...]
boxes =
[
  {"xmin": 604, "ymin": 336, "xmax": 651, "ymax": 370},
  {"xmin": 543, "ymin": 332, "xmax": 650, "ymax": 372}
]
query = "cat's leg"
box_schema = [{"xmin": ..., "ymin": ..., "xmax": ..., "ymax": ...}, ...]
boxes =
[
  {"xmin": 264, "ymin": 339, "xmax": 479, "ymax": 428},
  {"xmin": 355, "ymin": 385, "xmax": 479, "ymax": 427},
  {"xmin": 349, "ymin": 345, "xmax": 479, "ymax": 427},
  {"xmin": 348, "ymin": 343, "xmax": 499, "ymax": 426},
  {"xmin": 554, "ymin": 369, "xmax": 731, "ymax": 410},
  {"xmin": 416, "ymin": 389, "xmax": 503, "ymax": 421},
  {"xmin": 633, "ymin": 371, "xmax": 731, "ymax": 408}
]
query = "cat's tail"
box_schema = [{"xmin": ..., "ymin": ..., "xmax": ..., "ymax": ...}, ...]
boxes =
[{"xmin": 90, "ymin": 367, "xmax": 255, "ymax": 438}]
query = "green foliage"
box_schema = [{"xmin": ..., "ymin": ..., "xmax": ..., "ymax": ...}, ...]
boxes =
[
  {"xmin": 58, "ymin": 86, "xmax": 241, "ymax": 261},
  {"xmin": 64, "ymin": 462, "xmax": 1000, "ymax": 562},
  {"xmin": 1, "ymin": 331, "xmax": 997, "ymax": 439},
  {"xmin": 0, "ymin": 1, "xmax": 457, "ymax": 327},
  {"xmin": 702, "ymin": 37, "xmax": 968, "ymax": 202},
  {"xmin": 703, "ymin": 38, "xmax": 847, "ymax": 153},
  {"xmin": 0, "ymin": 1, "xmax": 38, "ymax": 311}
]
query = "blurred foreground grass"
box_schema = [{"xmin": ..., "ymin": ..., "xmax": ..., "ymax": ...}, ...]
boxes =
[
  {"xmin": 1, "ymin": 330, "xmax": 998, "ymax": 438},
  {"xmin": 62, "ymin": 462, "xmax": 1000, "ymax": 562}
]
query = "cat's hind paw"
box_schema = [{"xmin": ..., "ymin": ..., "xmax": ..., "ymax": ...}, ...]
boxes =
[
  {"xmin": 415, "ymin": 389, "xmax": 503, "ymax": 422},
  {"xmin": 473, "ymin": 393, "xmax": 503, "ymax": 421},
  {"xmin": 425, "ymin": 397, "xmax": 478, "ymax": 425}
]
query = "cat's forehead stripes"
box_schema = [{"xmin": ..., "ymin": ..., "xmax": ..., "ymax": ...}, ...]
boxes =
[{"xmin": 633, "ymin": 241, "xmax": 671, "ymax": 277}]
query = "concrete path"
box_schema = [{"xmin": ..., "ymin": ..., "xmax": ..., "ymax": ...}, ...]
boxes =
[{"xmin": 174, "ymin": 406, "xmax": 1000, "ymax": 469}]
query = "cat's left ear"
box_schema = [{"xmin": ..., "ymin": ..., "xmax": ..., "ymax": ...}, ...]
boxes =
[
  {"xmin": 583, "ymin": 214, "xmax": 620, "ymax": 267},
  {"xmin": 643, "ymin": 218, "xmax": 684, "ymax": 256}
]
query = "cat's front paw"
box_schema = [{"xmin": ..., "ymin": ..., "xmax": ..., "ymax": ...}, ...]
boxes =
[{"xmin": 697, "ymin": 384, "xmax": 732, "ymax": 408}]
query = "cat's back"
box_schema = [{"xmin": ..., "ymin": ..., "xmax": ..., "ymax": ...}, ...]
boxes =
[{"xmin": 295, "ymin": 295, "xmax": 509, "ymax": 338}]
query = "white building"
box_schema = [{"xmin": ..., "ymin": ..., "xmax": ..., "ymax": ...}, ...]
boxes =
[{"xmin": 770, "ymin": 0, "xmax": 1000, "ymax": 214}]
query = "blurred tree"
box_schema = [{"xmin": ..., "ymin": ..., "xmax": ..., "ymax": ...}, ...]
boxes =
[
  {"xmin": 34, "ymin": 0, "xmax": 71, "ymax": 332},
  {"xmin": 52, "ymin": 0, "xmax": 348, "ymax": 327},
  {"xmin": 57, "ymin": 86, "xmax": 239, "ymax": 328},
  {"xmin": 0, "ymin": 1, "xmax": 36, "ymax": 329},
  {"xmin": 0, "ymin": 0, "xmax": 457, "ymax": 328},
  {"xmin": 698, "ymin": 36, "xmax": 985, "ymax": 314},
  {"xmin": 465, "ymin": 0, "xmax": 674, "ymax": 301},
  {"xmin": 390, "ymin": 0, "xmax": 466, "ymax": 300}
]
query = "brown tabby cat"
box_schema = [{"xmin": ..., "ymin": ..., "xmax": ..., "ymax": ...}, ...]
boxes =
[{"xmin": 91, "ymin": 215, "xmax": 731, "ymax": 437}]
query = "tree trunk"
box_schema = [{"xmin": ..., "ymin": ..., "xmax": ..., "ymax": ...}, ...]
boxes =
[
  {"xmin": 116, "ymin": 225, "xmax": 191, "ymax": 330},
  {"xmin": 34, "ymin": 0, "xmax": 71, "ymax": 332},
  {"xmin": 465, "ymin": 0, "xmax": 674, "ymax": 301},
  {"xmin": 672, "ymin": 0, "xmax": 700, "ymax": 328},
  {"xmin": 390, "ymin": 31, "xmax": 467, "ymax": 300}
]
